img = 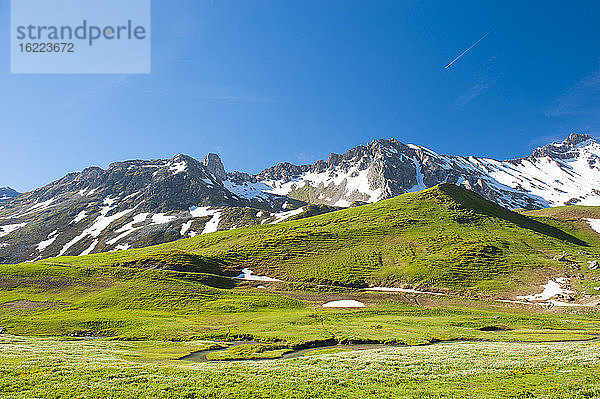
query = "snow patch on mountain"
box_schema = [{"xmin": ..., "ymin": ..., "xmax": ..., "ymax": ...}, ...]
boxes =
[
  {"xmin": 262, "ymin": 178, "xmax": 306, "ymax": 196},
  {"xmin": 59, "ymin": 208, "xmax": 134, "ymax": 256},
  {"xmin": 106, "ymin": 213, "xmax": 149, "ymax": 246},
  {"xmin": 152, "ymin": 213, "xmax": 177, "ymax": 225},
  {"xmin": 202, "ymin": 211, "xmax": 221, "ymax": 234},
  {"xmin": 180, "ymin": 220, "xmax": 193, "ymax": 236},
  {"xmin": 0, "ymin": 223, "xmax": 27, "ymax": 238},
  {"xmin": 80, "ymin": 239, "xmax": 99, "ymax": 256},
  {"xmin": 187, "ymin": 206, "xmax": 223, "ymax": 234},
  {"xmin": 71, "ymin": 211, "xmax": 88, "ymax": 224},
  {"xmin": 36, "ymin": 230, "xmax": 59, "ymax": 252},
  {"xmin": 269, "ymin": 206, "xmax": 305, "ymax": 224},
  {"xmin": 408, "ymin": 157, "xmax": 426, "ymax": 192},
  {"xmin": 263, "ymin": 165, "xmax": 382, "ymax": 206},
  {"xmin": 224, "ymin": 180, "xmax": 271, "ymax": 201},
  {"xmin": 168, "ymin": 160, "xmax": 187, "ymax": 175}
]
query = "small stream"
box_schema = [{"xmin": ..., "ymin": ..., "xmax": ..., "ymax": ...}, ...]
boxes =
[
  {"xmin": 178, "ymin": 334, "xmax": 600, "ymax": 363},
  {"xmin": 179, "ymin": 341, "xmax": 403, "ymax": 363}
]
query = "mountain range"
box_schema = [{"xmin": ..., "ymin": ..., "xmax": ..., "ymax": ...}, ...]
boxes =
[{"xmin": 1, "ymin": 132, "xmax": 598, "ymax": 264}]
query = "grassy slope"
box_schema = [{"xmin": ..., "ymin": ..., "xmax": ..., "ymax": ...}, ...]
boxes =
[
  {"xmin": 42, "ymin": 184, "xmax": 600, "ymax": 293},
  {"xmin": 4, "ymin": 260, "xmax": 600, "ymax": 343},
  {"xmin": 1, "ymin": 184, "xmax": 600, "ymax": 343},
  {"xmin": 525, "ymin": 205, "xmax": 600, "ymax": 220}
]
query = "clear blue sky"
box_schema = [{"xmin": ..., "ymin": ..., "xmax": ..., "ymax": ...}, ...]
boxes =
[{"xmin": 2, "ymin": 0, "xmax": 600, "ymax": 192}]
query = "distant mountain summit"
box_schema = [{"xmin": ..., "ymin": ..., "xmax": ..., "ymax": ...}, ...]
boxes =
[
  {"xmin": 258, "ymin": 133, "xmax": 600, "ymax": 209},
  {"xmin": 1, "ymin": 133, "xmax": 598, "ymax": 263},
  {"xmin": 0, "ymin": 187, "xmax": 19, "ymax": 202}
]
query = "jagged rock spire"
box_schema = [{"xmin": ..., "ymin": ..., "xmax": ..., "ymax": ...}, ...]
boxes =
[{"xmin": 202, "ymin": 153, "xmax": 227, "ymax": 181}]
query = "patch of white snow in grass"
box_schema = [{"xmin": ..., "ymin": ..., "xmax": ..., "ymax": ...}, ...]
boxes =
[
  {"xmin": 234, "ymin": 268, "xmax": 281, "ymax": 282},
  {"xmin": 549, "ymin": 300, "xmax": 584, "ymax": 307},
  {"xmin": 517, "ymin": 279, "xmax": 573, "ymax": 302},
  {"xmin": 322, "ymin": 300, "xmax": 365, "ymax": 308},
  {"xmin": 269, "ymin": 207, "xmax": 305, "ymax": 224},
  {"xmin": 113, "ymin": 244, "xmax": 130, "ymax": 252},
  {"xmin": 586, "ymin": 219, "xmax": 600, "ymax": 234}
]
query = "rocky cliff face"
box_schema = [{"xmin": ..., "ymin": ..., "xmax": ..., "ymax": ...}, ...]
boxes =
[{"xmin": 1, "ymin": 133, "xmax": 599, "ymax": 264}]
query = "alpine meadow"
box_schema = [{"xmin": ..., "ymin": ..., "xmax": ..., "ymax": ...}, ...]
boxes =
[{"xmin": 4, "ymin": 1, "xmax": 600, "ymax": 398}]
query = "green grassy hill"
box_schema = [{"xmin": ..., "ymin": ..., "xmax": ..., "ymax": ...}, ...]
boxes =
[
  {"xmin": 37, "ymin": 184, "xmax": 600, "ymax": 294},
  {"xmin": 2, "ymin": 184, "xmax": 600, "ymax": 343}
]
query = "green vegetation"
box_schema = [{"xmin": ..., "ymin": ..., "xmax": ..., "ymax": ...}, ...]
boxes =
[
  {"xmin": 2, "ymin": 184, "xmax": 600, "ymax": 344},
  {"xmin": 205, "ymin": 343, "xmax": 292, "ymax": 361},
  {"xmin": 38, "ymin": 185, "xmax": 600, "ymax": 294},
  {"xmin": 1, "ymin": 259, "xmax": 600, "ymax": 344},
  {"xmin": 2, "ymin": 184, "xmax": 600, "ymax": 396},
  {"xmin": 1, "ymin": 335, "xmax": 600, "ymax": 398},
  {"xmin": 525, "ymin": 205, "xmax": 600, "ymax": 220}
]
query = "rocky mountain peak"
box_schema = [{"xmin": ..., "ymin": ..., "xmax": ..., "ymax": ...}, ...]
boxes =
[
  {"xmin": 0, "ymin": 187, "xmax": 20, "ymax": 202},
  {"xmin": 564, "ymin": 132, "xmax": 593, "ymax": 146},
  {"xmin": 202, "ymin": 153, "xmax": 227, "ymax": 181},
  {"xmin": 531, "ymin": 133, "xmax": 597, "ymax": 159}
]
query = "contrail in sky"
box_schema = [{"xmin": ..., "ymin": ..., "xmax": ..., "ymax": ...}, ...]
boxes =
[{"xmin": 444, "ymin": 30, "xmax": 493, "ymax": 69}]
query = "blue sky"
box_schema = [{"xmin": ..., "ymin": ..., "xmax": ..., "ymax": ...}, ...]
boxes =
[{"xmin": 2, "ymin": 0, "xmax": 600, "ymax": 192}]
